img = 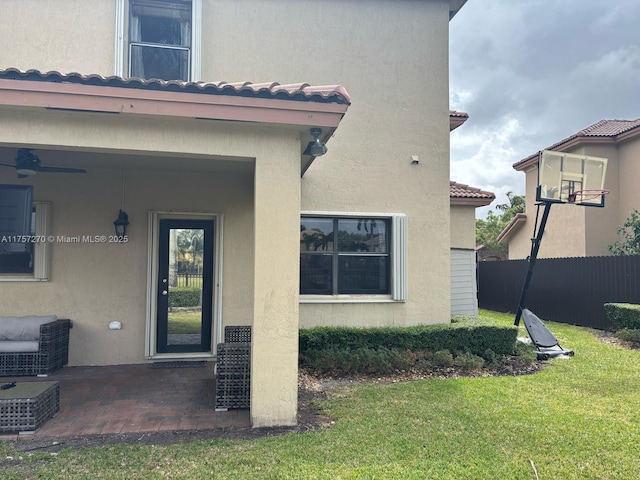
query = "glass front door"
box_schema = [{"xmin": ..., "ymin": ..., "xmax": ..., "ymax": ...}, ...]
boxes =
[{"xmin": 156, "ymin": 219, "xmax": 214, "ymax": 353}]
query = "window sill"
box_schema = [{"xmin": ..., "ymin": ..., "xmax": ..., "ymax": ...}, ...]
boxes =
[
  {"xmin": 0, "ymin": 275, "xmax": 46, "ymax": 282},
  {"xmin": 300, "ymin": 295, "xmax": 398, "ymax": 304}
]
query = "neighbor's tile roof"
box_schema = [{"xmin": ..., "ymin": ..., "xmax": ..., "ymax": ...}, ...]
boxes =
[
  {"xmin": 514, "ymin": 118, "xmax": 640, "ymax": 170},
  {"xmin": 0, "ymin": 68, "xmax": 351, "ymax": 105},
  {"xmin": 449, "ymin": 110, "xmax": 469, "ymax": 119},
  {"xmin": 449, "ymin": 181, "xmax": 495, "ymax": 206},
  {"xmin": 449, "ymin": 110, "xmax": 469, "ymax": 131}
]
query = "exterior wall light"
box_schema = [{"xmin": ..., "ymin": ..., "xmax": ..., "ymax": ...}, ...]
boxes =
[
  {"xmin": 113, "ymin": 209, "xmax": 129, "ymax": 237},
  {"xmin": 303, "ymin": 128, "xmax": 328, "ymax": 156}
]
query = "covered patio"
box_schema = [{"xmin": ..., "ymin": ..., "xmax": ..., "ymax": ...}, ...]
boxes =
[
  {"xmin": 0, "ymin": 362, "xmax": 250, "ymax": 441},
  {"xmin": 0, "ymin": 69, "xmax": 350, "ymax": 428}
]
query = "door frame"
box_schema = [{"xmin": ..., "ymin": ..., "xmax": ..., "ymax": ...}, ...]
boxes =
[{"xmin": 145, "ymin": 211, "xmax": 224, "ymax": 359}]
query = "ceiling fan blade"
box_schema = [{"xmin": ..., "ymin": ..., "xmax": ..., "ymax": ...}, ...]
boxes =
[
  {"xmin": 0, "ymin": 163, "xmax": 16, "ymax": 168},
  {"xmin": 37, "ymin": 166, "xmax": 87, "ymax": 174}
]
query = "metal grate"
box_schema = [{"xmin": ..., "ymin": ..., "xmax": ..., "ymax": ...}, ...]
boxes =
[
  {"xmin": 215, "ymin": 339, "xmax": 250, "ymax": 410},
  {"xmin": 224, "ymin": 325, "xmax": 252, "ymax": 343}
]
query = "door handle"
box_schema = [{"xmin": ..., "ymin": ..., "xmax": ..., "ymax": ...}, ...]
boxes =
[{"xmin": 161, "ymin": 290, "xmax": 168, "ymax": 296}]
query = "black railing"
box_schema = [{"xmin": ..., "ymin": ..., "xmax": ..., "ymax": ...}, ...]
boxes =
[{"xmin": 176, "ymin": 272, "xmax": 203, "ymax": 288}]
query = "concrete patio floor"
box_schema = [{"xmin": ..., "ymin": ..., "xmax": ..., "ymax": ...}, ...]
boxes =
[{"xmin": 0, "ymin": 362, "xmax": 250, "ymax": 442}]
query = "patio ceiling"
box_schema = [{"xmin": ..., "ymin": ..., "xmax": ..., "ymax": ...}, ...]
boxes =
[{"xmin": 0, "ymin": 145, "xmax": 255, "ymax": 177}]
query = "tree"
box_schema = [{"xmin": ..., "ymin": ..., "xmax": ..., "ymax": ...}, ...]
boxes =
[
  {"xmin": 475, "ymin": 192, "xmax": 525, "ymax": 253},
  {"xmin": 176, "ymin": 229, "xmax": 204, "ymax": 272},
  {"xmin": 608, "ymin": 209, "xmax": 640, "ymax": 255}
]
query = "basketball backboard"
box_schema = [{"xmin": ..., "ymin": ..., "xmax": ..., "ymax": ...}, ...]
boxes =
[{"xmin": 536, "ymin": 150, "xmax": 608, "ymax": 207}]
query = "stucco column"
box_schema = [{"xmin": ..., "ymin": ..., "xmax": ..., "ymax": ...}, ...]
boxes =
[{"xmin": 251, "ymin": 141, "xmax": 300, "ymax": 427}]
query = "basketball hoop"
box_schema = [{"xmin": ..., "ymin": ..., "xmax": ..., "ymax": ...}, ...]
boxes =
[{"xmin": 567, "ymin": 189, "xmax": 610, "ymax": 203}]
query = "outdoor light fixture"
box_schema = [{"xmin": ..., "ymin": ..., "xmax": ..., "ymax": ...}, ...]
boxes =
[
  {"xmin": 113, "ymin": 209, "xmax": 129, "ymax": 237},
  {"xmin": 16, "ymin": 166, "xmax": 37, "ymax": 176},
  {"xmin": 303, "ymin": 128, "xmax": 328, "ymax": 156},
  {"xmin": 113, "ymin": 172, "xmax": 129, "ymax": 238}
]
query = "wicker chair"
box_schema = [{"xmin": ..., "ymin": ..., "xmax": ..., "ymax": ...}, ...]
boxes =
[
  {"xmin": 215, "ymin": 326, "xmax": 251, "ymax": 410},
  {"xmin": 0, "ymin": 319, "xmax": 71, "ymax": 376}
]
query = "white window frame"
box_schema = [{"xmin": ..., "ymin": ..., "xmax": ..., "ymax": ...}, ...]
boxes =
[
  {"xmin": 0, "ymin": 202, "xmax": 51, "ymax": 282},
  {"xmin": 300, "ymin": 212, "xmax": 407, "ymax": 303},
  {"xmin": 114, "ymin": 0, "xmax": 202, "ymax": 81}
]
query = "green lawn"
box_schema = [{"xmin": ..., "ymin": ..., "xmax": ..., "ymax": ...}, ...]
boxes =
[
  {"xmin": 3, "ymin": 310, "xmax": 640, "ymax": 479},
  {"xmin": 168, "ymin": 310, "xmax": 201, "ymax": 334}
]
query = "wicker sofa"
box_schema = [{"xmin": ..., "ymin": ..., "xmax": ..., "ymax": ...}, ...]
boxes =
[{"xmin": 0, "ymin": 315, "xmax": 71, "ymax": 376}]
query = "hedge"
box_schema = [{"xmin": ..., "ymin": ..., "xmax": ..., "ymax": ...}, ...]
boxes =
[
  {"xmin": 168, "ymin": 287, "xmax": 201, "ymax": 308},
  {"xmin": 604, "ymin": 303, "xmax": 640, "ymax": 331},
  {"xmin": 299, "ymin": 319, "xmax": 518, "ymax": 358}
]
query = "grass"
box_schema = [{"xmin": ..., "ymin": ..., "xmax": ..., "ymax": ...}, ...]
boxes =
[
  {"xmin": 3, "ymin": 310, "xmax": 640, "ymax": 479},
  {"xmin": 167, "ymin": 310, "xmax": 201, "ymax": 334}
]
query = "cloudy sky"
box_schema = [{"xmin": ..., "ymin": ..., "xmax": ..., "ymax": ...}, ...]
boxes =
[{"xmin": 449, "ymin": 0, "xmax": 640, "ymax": 217}]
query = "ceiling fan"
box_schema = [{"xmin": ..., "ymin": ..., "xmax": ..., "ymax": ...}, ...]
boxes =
[{"xmin": 0, "ymin": 148, "xmax": 87, "ymax": 178}]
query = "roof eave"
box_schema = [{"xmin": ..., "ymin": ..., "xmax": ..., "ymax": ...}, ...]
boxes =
[
  {"xmin": 497, "ymin": 213, "xmax": 527, "ymax": 244},
  {"xmin": 449, "ymin": 112, "xmax": 469, "ymax": 131},
  {"xmin": 449, "ymin": 0, "xmax": 468, "ymax": 20},
  {"xmin": 0, "ymin": 78, "xmax": 349, "ymax": 176},
  {"xmin": 514, "ymin": 124, "xmax": 640, "ymax": 171},
  {"xmin": 450, "ymin": 197, "xmax": 494, "ymax": 207}
]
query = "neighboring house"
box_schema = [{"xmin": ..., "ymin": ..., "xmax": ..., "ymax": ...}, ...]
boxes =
[
  {"xmin": 449, "ymin": 182, "xmax": 495, "ymax": 315},
  {"xmin": 499, "ymin": 118, "xmax": 640, "ymax": 259},
  {"xmin": 0, "ymin": 0, "xmax": 467, "ymax": 427}
]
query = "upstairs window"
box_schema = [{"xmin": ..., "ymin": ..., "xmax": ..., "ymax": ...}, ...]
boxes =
[{"xmin": 129, "ymin": 0, "xmax": 193, "ymax": 81}]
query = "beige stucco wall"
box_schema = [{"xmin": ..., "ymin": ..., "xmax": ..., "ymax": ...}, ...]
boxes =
[
  {"xmin": 506, "ymin": 167, "xmax": 538, "ymax": 260},
  {"xmin": 0, "ymin": 0, "xmax": 116, "ymax": 75},
  {"xmin": 450, "ymin": 205, "xmax": 477, "ymax": 250},
  {"xmin": 617, "ymin": 138, "xmax": 640, "ymax": 233},
  {"xmin": 202, "ymin": 0, "xmax": 453, "ymax": 326}
]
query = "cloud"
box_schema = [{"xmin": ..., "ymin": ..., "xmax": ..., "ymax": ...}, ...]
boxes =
[{"xmin": 449, "ymin": 0, "xmax": 640, "ymax": 218}]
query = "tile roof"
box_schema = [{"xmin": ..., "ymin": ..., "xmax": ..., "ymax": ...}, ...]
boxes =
[
  {"xmin": 449, "ymin": 181, "xmax": 495, "ymax": 206},
  {"xmin": 449, "ymin": 110, "xmax": 469, "ymax": 119},
  {"xmin": 514, "ymin": 118, "xmax": 640, "ymax": 170},
  {"xmin": 449, "ymin": 110, "xmax": 469, "ymax": 131},
  {"xmin": 496, "ymin": 213, "xmax": 527, "ymax": 244},
  {"xmin": 0, "ymin": 68, "xmax": 351, "ymax": 105}
]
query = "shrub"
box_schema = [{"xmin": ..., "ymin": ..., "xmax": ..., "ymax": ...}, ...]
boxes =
[
  {"xmin": 301, "ymin": 346, "xmax": 408, "ymax": 376},
  {"xmin": 168, "ymin": 287, "xmax": 201, "ymax": 308},
  {"xmin": 615, "ymin": 328, "xmax": 640, "ymax": 343},
  {"xmin": 432, "ymin": 349, "xmax": 454, "ymax": 367},
  {"xmin": 513, "ymin": 341, "xmax": 537, "ymax": 363},
  {"xmin": 604, "ymin": 303, "xmax": 640, "ymax": 330},
  {"xmin": 453, "ymin": 352, "xmax": 485, "ymax": 371},
  {"xmin": 483, "ymin": 348, "xmax": 500, "ymax": 367}
]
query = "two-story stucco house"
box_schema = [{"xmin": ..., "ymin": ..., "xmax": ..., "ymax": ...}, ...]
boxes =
[
  {"xmin": 498, "ymin": 118, "xmax": 640, "ymax": 260},
  {"xmin": 0, "ymin": 0, "xmax": 467, "ymax": 427}
]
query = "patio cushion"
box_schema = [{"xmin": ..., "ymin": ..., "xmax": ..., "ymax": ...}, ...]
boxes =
[
  {"xmin": 0, "ymin": 315, "xmax": 57, "ymax": 341},
  {"xmin": 0, "ymin": 340, "xmax": 40, "ymax": 353}
]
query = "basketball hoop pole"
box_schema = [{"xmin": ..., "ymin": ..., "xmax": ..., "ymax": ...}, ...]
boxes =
[{"xmin": 514, "ymin": 201, "xmax": 552, "ymax": 326}]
